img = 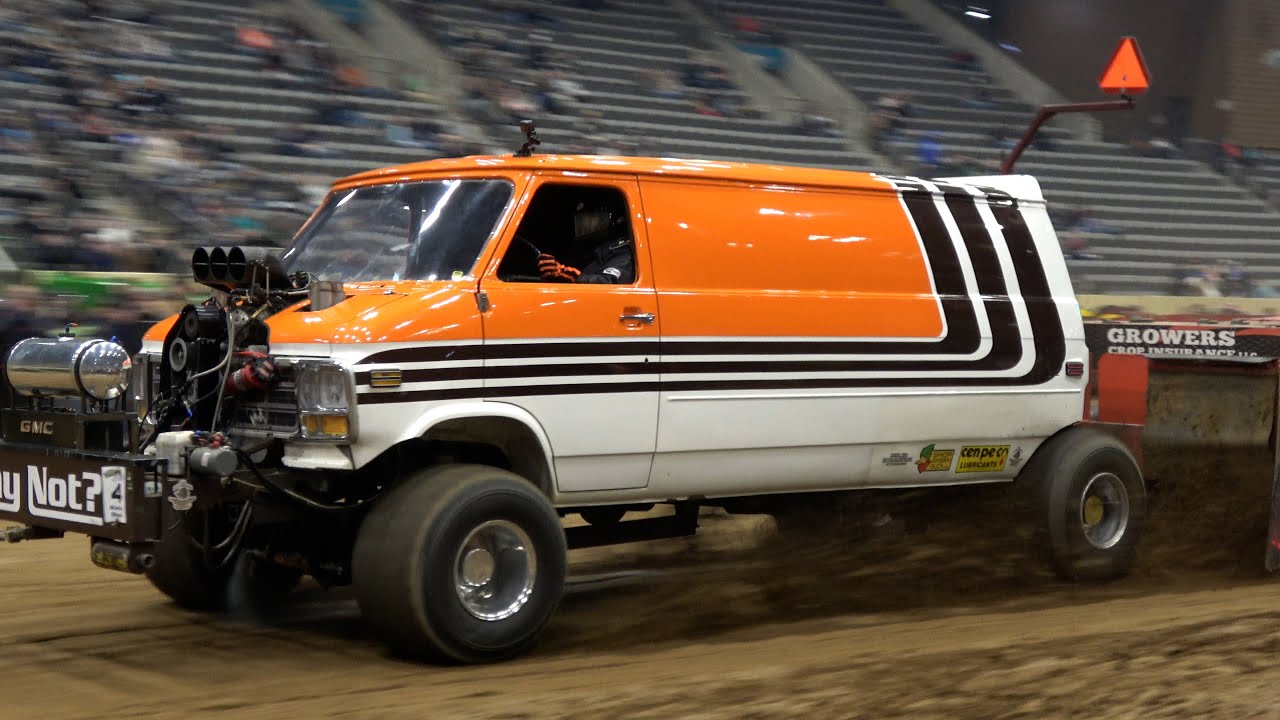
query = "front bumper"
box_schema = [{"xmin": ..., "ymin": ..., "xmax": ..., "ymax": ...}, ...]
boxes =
[{"xmin": 0, "ymin": 440, "xmax": 162, "ymax": 543}]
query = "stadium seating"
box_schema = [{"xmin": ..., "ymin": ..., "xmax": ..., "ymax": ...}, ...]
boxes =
[
  {"xmin": 3, "ymin": 0, "xmax": 1278, "ymax": 297},
  {"xmin": 1254, "ymin": 152, "xmax": 1280, "ymax": 206},
  {"xmin": 122, "ymin": 3, "xmax": 455, "ymax": 178},
  {"xmin": 408, "ymin": 0, "xmax": 882, "ymax": 170},
  {"xmin": 699, "ymin": 0, "xmax": 1280, "ymax": 294}
]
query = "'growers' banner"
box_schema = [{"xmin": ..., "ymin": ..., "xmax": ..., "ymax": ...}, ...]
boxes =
[{"xmin": 1084, "ymin": 323, "xmax": 1280, "ymax": 360}]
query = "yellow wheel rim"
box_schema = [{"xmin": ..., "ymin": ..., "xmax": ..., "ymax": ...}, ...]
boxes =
[{"xmin": 1083, "ymin": 495, "xmax": 1105, "ymax": 527}]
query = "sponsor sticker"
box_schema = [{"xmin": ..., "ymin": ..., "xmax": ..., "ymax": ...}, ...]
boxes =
[
  {"xmin": 1008, "ymin": 446, "xmax": 1024, "ymax": 469},
  {"xmin": 957, "ymin": 445, "xmax": 1011, "ymax": 473},
  {"xmin": 882, "ymin": 452, "xmax": 913, "ymax": 467},
  {"xmin": 0, "ymin": 465, "xmax": 128, "ymax": 526},
  {"xmin": 916, "ymin": 444, "xmax": 954, "ymax": 473}
]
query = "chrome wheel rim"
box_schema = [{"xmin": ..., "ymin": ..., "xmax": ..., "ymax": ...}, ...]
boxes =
[
  {"xmin": 1079, "ymin": 472, "xmax": 1129, "ymax": 550},
  {"xmin": 453, "ymin": 520, "xmax": 537, "ymax": 622}
]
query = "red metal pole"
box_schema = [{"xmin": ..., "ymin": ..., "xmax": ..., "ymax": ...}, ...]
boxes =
[{"xmin": 1000, "ymin": 98, "xmax": 1136, "ymax": 175}]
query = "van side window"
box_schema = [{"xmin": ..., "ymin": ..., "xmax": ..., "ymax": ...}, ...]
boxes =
[{"xmin": 498, "ymin": 184, "xmax": 636, "ymax": 284}]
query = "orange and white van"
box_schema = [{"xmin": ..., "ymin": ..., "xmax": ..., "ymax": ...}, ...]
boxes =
[{"xmin": 0, "ymin": 152, "xmax": 1145, "ymax": 664}]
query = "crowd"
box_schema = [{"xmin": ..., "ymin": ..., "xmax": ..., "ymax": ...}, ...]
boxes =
[
  {"xmin": 0, "ymin": 0, "xmax": 484, "ymax": 281},
  {"xmin": 0, "ymin": 0, "xmax": 467, "ymax": 340},
  {"xmin": 399, "ymin": 0, "xmax": 805, "ymax": 155},
  {"xmin": 1170, "ymin": 261, "xmax": 1259, "ymax": 299}
]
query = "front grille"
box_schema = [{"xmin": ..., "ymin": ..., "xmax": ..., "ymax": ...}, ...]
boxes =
[
  {"xmin": 228, "ymin": 371, "xmax": 299, "ymax": 436},
  {"xmin": 145, "ymin": 353, "xmax": 300, "ymax": 436}
]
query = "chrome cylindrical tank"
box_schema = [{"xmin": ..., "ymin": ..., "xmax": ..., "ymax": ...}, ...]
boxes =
[{"xmin": 5, "ymin": 336, "xmax": 133, "ymax": 401}]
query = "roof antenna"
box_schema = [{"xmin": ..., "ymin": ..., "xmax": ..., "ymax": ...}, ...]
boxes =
[{"xmin": 514, "ymin": 119, "xmax": 540, "ymax": 157}]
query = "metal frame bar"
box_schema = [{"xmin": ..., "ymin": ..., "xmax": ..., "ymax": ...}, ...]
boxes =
[{"xmin": 1001, "ymin": 98, "xmax": 1136, "ymax": 175}]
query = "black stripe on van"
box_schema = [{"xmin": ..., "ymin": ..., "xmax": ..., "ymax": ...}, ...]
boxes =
[
  {"xmin": 354, "ymin": 185, "xmax": 1065, "ymax": 404},
  {"xmin": 987, "ymin": 200, "xmax": 1064, "ymax": 385}
]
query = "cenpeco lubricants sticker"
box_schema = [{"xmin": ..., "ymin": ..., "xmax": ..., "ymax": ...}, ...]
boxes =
[
  {"xmin": 1083, "ymin": 323, "xmax": 1280, "ymax": 359},
  {"xmin": 0, "ymin": 465, "xmax": 127, "ymax": 526}
]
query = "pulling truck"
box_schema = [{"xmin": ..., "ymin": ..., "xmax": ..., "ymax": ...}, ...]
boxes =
[{"xmin": 0, "ymin": 136, "xmax": 1150, "ymax": 663}]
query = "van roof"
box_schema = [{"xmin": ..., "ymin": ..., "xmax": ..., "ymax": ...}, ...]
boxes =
[{"xmin": 333, "ymin": 154, "xmax": 892, "ymax": 192}]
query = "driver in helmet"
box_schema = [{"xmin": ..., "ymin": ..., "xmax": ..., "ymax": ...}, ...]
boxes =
[{"xmin": 537, "ymin": 202, "xmax": 634, "ymax": 284}]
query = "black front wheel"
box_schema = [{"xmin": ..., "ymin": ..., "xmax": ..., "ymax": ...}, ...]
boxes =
[
  {"xmin": 352, "ymin": 464, "xmax": 567, "ymax": 664},
  {"xmin": 146, "ymin": 508, "xmax": 302, "ymax": 613}
]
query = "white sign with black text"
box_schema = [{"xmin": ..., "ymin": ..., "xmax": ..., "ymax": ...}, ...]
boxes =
[{"xmin": 0, "ymin": 465, "xmax": 128, "ymax": 525}]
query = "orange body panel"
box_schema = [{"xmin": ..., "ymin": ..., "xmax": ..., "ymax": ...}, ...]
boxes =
[
  {"xmin": 143, "ymin": 155, "xmax": 939, "ymax": 350},
  {"xmin": 477, "ymin": 173, "xmax": 659, "ymax": 341},
  {"xmin": 639, "ymin": 178, "xmax": 942, "ymax": 339}
]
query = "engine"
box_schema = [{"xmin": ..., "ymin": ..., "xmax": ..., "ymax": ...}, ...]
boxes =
[{"xmin": 144, "ymin": 246, "xmax": 309, "ymax": 439}]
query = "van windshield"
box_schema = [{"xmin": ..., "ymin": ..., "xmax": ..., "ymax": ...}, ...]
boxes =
[{"xmin": 279, "ymin": 179, "xmax": 514, "ymax": 282}]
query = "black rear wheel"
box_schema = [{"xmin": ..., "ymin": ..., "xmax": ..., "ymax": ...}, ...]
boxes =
[{"xmin": 1024, "ymin": 427, "xmax": 1147, "ymax": 581}]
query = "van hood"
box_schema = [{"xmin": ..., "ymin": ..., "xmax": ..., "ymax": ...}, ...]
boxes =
[{"xmin": 141, "ymin": 283, "xmax": 482, "ymax": 357}]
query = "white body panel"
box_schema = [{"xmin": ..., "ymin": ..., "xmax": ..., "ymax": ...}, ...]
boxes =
[
  {"xmin": 145, "ymin": 174, "xmax": 1086, "ymax": 509},
  {"xmin": 486, "ymin": 389, "xmax": 657, "ymax": 492},
  {"xmin": 646, "ymin": 387, "xmax": 1070, "ymax": 498}
]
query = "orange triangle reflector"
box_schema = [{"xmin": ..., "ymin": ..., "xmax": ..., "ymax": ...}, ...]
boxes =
[{"xmin": 1099, "ymin": 36, "xmax": 1151, "ymax": 95}]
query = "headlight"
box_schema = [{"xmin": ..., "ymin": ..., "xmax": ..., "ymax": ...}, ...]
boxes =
[{"xmin": 295, "ymin": 362, "xmax": 356, "ymax": 441}]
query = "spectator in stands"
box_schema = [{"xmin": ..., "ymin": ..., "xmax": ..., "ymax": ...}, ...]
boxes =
[
  {"xmin": 1064, "ymin": 233, "xmax": 1101, "ymax": 261},
  {"xmin": 988, "ymin": 124, "xmax": 1018, "ymax": 148},
  {"xmin": 964, "ymin": 83, "xmax": 996, "ymax": 109},
  {"xmin": 1129, "ymin": 129, "xmax": 1178, "ymax": 159},
  {"xmin": 236, "ymin": 23, "xmax": 275, "ymax": 56},
  {"xmin": 1058, "ymin": 206, "xmax": 1124, "ymax": 238},
  {"xmin": 692, "ymin": 94, "xmax": 724, "ymax": 118},
  {"xmin": 192, "ymin": 125, "xmax": 238, "ymax": 165},
  {"xmin": 917, "ymin": 133, "xmax": 944, "ymax": 174},
  {"xmin": 0, "ymin": 110, "xmax": 36, "ymax": 153},
  {"xmin": 680, "ymin": 52, "xmax": 734, "ymax": 91},
  {"xmin": 547, "ymin": 71, "xmax": 591, "ymax": 109},
  {"xmin": 497, "ymin": 81, "xmax": 539, "ymax": 124},
  {"xmin": 497, "ymin": 1, "xmax": 561, "ymax": 28},
  {"xmin": 795, "ymin": 103, "xmax": 839, "ymax": 138},
  {"xmin": 119, "ymin": 76, "xmax": 176, "ymax": 125},
  {"xmin": 31, "ymin": 231, "xmax": 78, "ymax": 269},
  {"xmin": 866, "ymin": 112, "xmax": 891, "ymax": 153},
  {"xmin": 948, "ymin": 49, "xmax": 979, "ymax": 72},
  {"xmin": 111, "ymin": 0, "xmax": 153, "ymax": 25},
  {"xmin": 385, "ymin": 116, "xmax": 440, "ymax": 151},
  {"xmin": 643, "ymin": 68, "xmax": 686, "ymax": 100},
  {"xmin": 948, "ymin": 153, "xmax": 989, "ymax": 175},
  {"xmin": 876, "ymin": 92, "xmax": 913, "ymax": 129},
  {"xmin": 95, "ymin": 288, "xmax": 149, "ymax": 356},
  {"xmin": 734, "ymin": 15, "xmax": 768, "ymax": 44},
  {"xmin": 1174, "ymin": 264, "xmax": 1223, "ymax": 297},
  {"xmin": 1221, "ymin": 261, "xmax": 1254, "ymax": 298},
  {"xmin": 313, "ymin": 77, "xmax": 368, "ymax": 127},
  {"xmin": 0, "ymin": 285, "xmax": 49, "ymax": 351},
  {"xmin": 275, "ymin": 124, "xmax": 337, "ymax": 159}
]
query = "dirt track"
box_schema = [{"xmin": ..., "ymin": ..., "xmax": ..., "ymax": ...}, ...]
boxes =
[{"xmin": 4, "ymin": 447, "xmax": 1280, "ymax": 719}]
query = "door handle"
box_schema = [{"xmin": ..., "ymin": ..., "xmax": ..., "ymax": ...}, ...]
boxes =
[{"xmin": 620, "ymin": 312, "xmax": 655, "ymax": 324}]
